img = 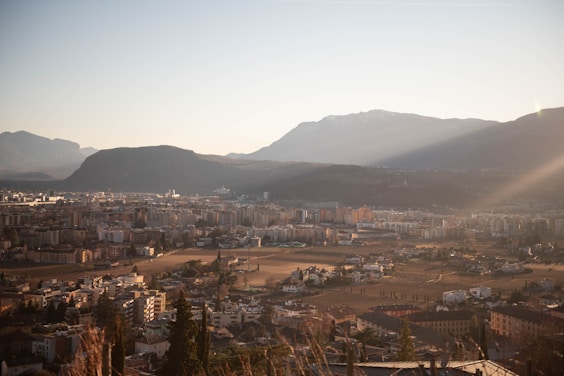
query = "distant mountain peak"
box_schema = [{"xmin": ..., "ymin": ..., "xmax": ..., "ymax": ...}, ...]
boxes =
[
  {"xmin": 0, "ymin": 131, "xmax": 97, "ymax": 180},
  {"xmin": 232, "ymin": 109, "xmax": 499, "ymax": 165}
]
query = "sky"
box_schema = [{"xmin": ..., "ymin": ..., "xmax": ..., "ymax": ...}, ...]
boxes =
[{"xmin": 1, "ymin": 0, "xmax": 563, "ymax": 156}]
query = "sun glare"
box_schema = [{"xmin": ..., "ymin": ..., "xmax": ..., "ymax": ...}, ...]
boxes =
[{"xmin": 534, "ymin": 100, "xmax": 543, "ymax": 117}]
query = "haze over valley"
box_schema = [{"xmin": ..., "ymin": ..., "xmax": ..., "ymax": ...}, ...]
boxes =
[{"xmin": 2, "ymin": 107, "xmax": 563, "ymax": 211}]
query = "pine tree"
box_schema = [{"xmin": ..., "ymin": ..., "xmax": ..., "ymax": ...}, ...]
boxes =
[
  {"xmin": 160, "ymin": 290, "xmax": 201, "ymax": 376},
  {"xmin": 397, "ymin": 317, "xmax": 415, "ymax": 361},
  {"xmin": 197, "ymin": 303, "xmax": 210, "ymax": 375}
]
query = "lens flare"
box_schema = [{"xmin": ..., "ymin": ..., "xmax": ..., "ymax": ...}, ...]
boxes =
[{"xmin": 534, "ymin": 101, "xmax": 543, "ymax": 117}]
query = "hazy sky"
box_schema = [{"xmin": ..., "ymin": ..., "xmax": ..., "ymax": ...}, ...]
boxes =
[{"xmin": 1, "ymin": 0, "xmax": 563, "ymax": 155}]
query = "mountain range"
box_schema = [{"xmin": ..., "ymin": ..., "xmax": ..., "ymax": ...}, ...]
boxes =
[
  {"xmin": 2, "ymin": 107, "xmax": 563, "ymax": 209},
  {"xmin": 229, "ymin": 109, "xmax": 498, "ymax": 166},
  {"xmin": 0, "ymin": 131, "xmax": 97, "ymax": 180},
  {"xmin": 230, "ymin": 108, "xmax": 563, "ymax": 171}
]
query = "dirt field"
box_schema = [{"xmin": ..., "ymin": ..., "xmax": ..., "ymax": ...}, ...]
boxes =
[{"xmin": 3, "ymin": 241, "xmax": 563, "ymax": 315}]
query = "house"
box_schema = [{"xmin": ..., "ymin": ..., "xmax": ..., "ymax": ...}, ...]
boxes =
[
  {"xmin": 500, "ymin": 262, "xmax": 524, "ymax": 274},
  {"xmin": 362, "ymin": 263, "xmax": 384, "ymax": 279},
  {"xmin": 280, "ymin": 280, "xmax": 305, "ymax": 293},
  {"xmin": 362, "ymin": 263, "xmax": 384, "ymax": 273},
  {"xmin": 539, "ymin": 278, "xmax": 553, "ymax": 290},
  {"xmin": 205, "ymin": 299, "xmax": 263, "ymax": 329},
  {"xmin": 469, "ymin": 286, "xmax": 492, "ymax": 299},
  {"xmin": 137, "ymin": 246, "xmax": 154, "ymax": 257},
  {"xmin": 325, "ymin": 305, "xmax": 356, "ymax": 324},
  {"xmin": 278, "ymin": 300, "xmax": 317, "ymax": 317},
  {"xmin": 1, "ymin": 356, "xmax": 43, "ymax": 376},
  {"xmin": 0, "ymin": 292, "xmax": 24, "ymax": 315},
  {"xmin": 134, "ymin": 335, "xmax": 170, "ymax": 359},
  {"xmin": 443, "ymin": 290, "xmax": 467, "ymax": 304},
  {"xmin": 344, "ymin": 254, "xmax": 364, "ymax": 264},
  {"xmin": 32, "ymin": 333, "xmax": 57, "ymax": 362}
]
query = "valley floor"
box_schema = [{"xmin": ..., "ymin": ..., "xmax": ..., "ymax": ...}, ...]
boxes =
[{"xmin": 4, "ymin": 239, "xmax": 563, "ymax": 314}]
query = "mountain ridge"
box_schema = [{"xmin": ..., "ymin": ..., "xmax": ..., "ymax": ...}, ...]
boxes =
[
  {"xmin": 3, "ymin": 107, "xmax": 563, "ymax": 210},
  {"xmin": 379, "ymin": 107, "xmax": 564, "ymax": 171},
  {"xmin": 228, "ymin": 109, "xmax": 499, "ymax": 165},
  {"xmin": 0, "ymin": 131, "xmax": 97, "ymax": 179}
]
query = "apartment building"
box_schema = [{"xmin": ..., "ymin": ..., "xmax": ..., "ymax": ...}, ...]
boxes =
[
  {"xmin": 134, "ymin": 295, "xmax": 155, "ymax": 324},
  {"xmin": 23, "ymin": 246, "xmax": 93, "ymax": 264},
  {"xmin": 443, "ymin": 290, "xmax": 467, "ymax": 304},
  {"xmin": 113, "ymin": 297, "xmax": 135, "ymax": 326},
  {"xmin": 407, "ymin": 310, "xmax": 475, "ymax": 337},
  {"xmin": 490, "ymin": 306, "xmax": 544, "ymax": 340}
]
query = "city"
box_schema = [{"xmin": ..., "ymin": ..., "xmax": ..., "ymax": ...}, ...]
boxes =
[
  {"xmin": 1, "ymin": 188, "xmax": 563, "ymax": 375},
  {"xmin": 2, "ymin": 1, "xmax": 563, "ymax": 374}
]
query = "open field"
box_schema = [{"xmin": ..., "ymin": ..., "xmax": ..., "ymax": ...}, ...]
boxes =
[{"xmin": 2, "ymin": 240, "xmax": 563, "ymax": 314}]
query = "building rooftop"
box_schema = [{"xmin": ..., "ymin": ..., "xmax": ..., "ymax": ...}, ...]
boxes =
[
  {"xmin": 491, "ymin": 306, "xmax": 545, "ymax": 323},
  {"xmin": 407, "ymin": 310, "xmax": 475, "ymax": 322}
]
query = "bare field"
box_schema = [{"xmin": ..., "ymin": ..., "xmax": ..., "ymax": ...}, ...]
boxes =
[{"xmin": 3, "ymin": 241, "xmax": 563, "ymax": 315}]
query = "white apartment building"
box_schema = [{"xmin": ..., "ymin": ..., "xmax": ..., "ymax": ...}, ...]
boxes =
[
  {"xmin": 469, "ymin": 286, "xmax": 492, "ymax": 299},
  {"xmin": 443, "ymin": 290, "xmax": 467, "ymax": 304},
  {"xmin": 32, "ymin": 334, "xmax": 57, "ymax": 362},
  {"xmin": 134, "ymin": 295, "xmax": 155, "ymax": 324}
]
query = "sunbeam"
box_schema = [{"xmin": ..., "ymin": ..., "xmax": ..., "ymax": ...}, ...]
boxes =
[{"xmin": 469, "ymin": 151, "xmax": 564, "ymax": 212}]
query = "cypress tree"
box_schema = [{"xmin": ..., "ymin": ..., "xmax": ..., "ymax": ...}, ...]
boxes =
[
  {"xmin": 197, "ymin": 303, "xmax": 210, "ymax": 375},
  {"xmin": 479, "ymin": 322, "xmax": 489, "ymax": 360},
  {"xmin": 45, "ymin": 300, "xmax": 57, "ymax": 324},
  {"xmin": 111, "ymin": 315, "xmax": 126, "ymax": 376},
  {"xmin": 56, "ymin": 301, "xmax": 68, "ymax": 323},
  {"xmin": 160, "ymin": 290, "xmax": 200, "ymax": 376},
  {"xmin": 96, "ymin": 290, "xmax": 116, "ymax": 329},
  {"xmin": 397, "ymin": 317, "xmax": 415, "ymax": 361}
]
